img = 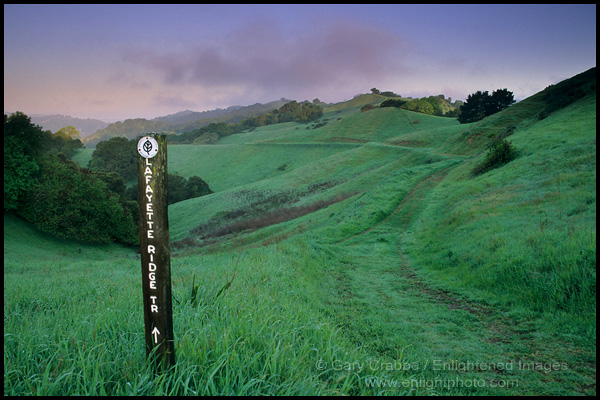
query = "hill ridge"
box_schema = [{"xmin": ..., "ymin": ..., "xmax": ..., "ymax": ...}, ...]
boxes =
[{"xmin": 5, "ymin": 66, "xmax": 596, "ymax": 395}]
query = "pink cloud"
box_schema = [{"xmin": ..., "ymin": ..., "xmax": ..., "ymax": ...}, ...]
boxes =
[{"xmin": 120, "ymin": 20, "xmax": 410, "ymax": 98}]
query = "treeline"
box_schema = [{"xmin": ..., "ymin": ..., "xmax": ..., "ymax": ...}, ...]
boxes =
[
  {"xmin": 87, "ymin": 136, "xmax": 213, "ymax": 205},
  {"xmin": 4, "ymin": 112, "xmax": 213, "ymax": 246},
  {"xmin": 361, "ymin": 88, "xmax": 516, "ymax": 123},
  {"xmin": 170, "ymin": 100, "xmax": 323, "ymax": 144},
  {"xmin": 4, "ymin": 112, "xmax": 138, "ymax": 245},
  {"xmin": 362, "ymin": 93, "xmax": 461, "ymax": 117},
  {"xmin": 457, "ymin": 89, "xmax": 515, "ymax": 124},
  {"xmin": 84, "ymin": 118, "xmax": 173, "ymax": 147}
]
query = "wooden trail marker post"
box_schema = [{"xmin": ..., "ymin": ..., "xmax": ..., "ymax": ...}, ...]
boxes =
[{"xmin": 136, "ymin": 134, "xmax": 175, "ymax": 370}]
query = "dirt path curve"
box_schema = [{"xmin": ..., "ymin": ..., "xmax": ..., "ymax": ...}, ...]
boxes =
[
  {"xmin": 393, "ymin": 167, "xmax": 596, "ymax": 395},
  {"xmin": 339, "ymin": 163, "xmax": 595, "ymax": 394},
  {"xmin": 340, "ymin": 166, "xmax": 453, "ymax": 244}
]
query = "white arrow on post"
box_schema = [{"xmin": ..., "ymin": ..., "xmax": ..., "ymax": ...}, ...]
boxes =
[{"xmin": 152, "ymin": 327, "xmax": 160, "ymax": 344}]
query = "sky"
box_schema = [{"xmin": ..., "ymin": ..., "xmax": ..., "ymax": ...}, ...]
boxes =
[{"xmin": 4, "ymin": 4, "xmax": 596, "ymax": 122}]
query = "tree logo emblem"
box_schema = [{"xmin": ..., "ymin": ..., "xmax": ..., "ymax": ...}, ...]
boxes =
[{"xmin": 137, "ymin": 136, "xmax": 159, "ymax": 158}]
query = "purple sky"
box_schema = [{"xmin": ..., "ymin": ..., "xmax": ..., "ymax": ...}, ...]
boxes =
[{"xmin": 4, "ymin": 4, "xmax": 596, "ymax": 122}]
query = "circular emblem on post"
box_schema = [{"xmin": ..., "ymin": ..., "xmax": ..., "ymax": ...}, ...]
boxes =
[{"xmin": 137, "ymin": 136, "xmax": 159, "ymax": 158}]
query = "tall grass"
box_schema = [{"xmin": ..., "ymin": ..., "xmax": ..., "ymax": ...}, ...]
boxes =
[
  {"xmin": 5, "ymin": 80, "xmax": 596, "ymax": 395},
  {"xmin": 404, "ymin": 94, "xmax": 596, "ymax": 333},
  {"xmin": 4, "ymin": 215, "xmax": 418, "ymax": 395}
]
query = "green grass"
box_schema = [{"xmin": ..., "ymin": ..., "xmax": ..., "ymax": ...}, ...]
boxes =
[
  {"xmin": 4, "ymin": 214, "xmax": 413, "ymax": 395},
  {"xmin": 168, "ymin": 142, "xmax": 360, "ymax": 193},
  {"xmin": 404, "ymin": 94, "xmax": 596, "ymax": 323},
  {"xmin": 4, "ymin": 74, "xmax": 596, "ymax": 395},
  {"xmin": 264, "ymin": 106, "xmax": 461, "ymax": 145}
]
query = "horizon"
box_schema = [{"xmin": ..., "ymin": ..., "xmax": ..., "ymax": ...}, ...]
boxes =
[
  {"xmin": 2, "ymin": 93, "xmax": 453, "ymax": 124},
  {"xmin": 4, "ymin": 4, "xmax": 596, "ymax": 122}
]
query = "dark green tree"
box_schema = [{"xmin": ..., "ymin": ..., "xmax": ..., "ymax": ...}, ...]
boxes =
[
  {"xmin": 423, "ymin": 96, "xmax": 443, "ymax": 116},
  {"xmin": 458, "ymin": 89, "xmax": 515, "ymax": 124},
  {"xmin": 458, "ymin": 91, "xmax": 489, "ymax": 123},
  {"xmin": 186, "ymin": 176, "xmax": 212, "ymax": 198},
  {"xmin": 88, "ymin": 136, "xmax": 137, "ymax": 181},
  {"xmin": 19, "ymin": 156, "xmax": 138, "ymax": 245},
  {"xmin": 168, "ymin": 174, "xmax": 213, "ymax": 204},
  {"xmin": 5, "ymin": 112, "xmax": 138, "ymax": 245},
  {"xmin": 4, "ymin": 112, "xmax": 47, "ymax": 210},
  {"xmin": 380, "ymin": 99, "xmax": 407, "ymax": 108},
  {"xmin": 297, "ymin": 101, "xmax": 324, "ymax": 122},
  {"xmin": 277, "ymin": 100, "xmax": 302, "ymax": 123},
  {"xmin": 490, "ymin": 88, "xmax": 516, "ymax": 114},
  {"xmin": 167, "ymin": 174, "xmax": 189, "ymax": 204}
]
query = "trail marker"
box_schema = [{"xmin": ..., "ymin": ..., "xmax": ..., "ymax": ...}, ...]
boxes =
[{"xmin": 136, "ymin": 134, "xmax": 175, "ymax": 370}]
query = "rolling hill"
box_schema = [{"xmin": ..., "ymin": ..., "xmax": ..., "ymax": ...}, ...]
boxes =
[
  {"xmin": 4, "ymin": 67, "xmax": 596, "ymax": 395},
  {"xmin": 28, "ymin": 114, "xmax": 109, "ymax": 137},
  {"xmin": 82, "ymin": 98, "xmax": 293, "ymax": 147}
]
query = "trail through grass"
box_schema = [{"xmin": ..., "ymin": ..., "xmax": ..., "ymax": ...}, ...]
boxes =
[{"xmin": 4, "ymin": 76, "xmax": 596, "ymax": 395}]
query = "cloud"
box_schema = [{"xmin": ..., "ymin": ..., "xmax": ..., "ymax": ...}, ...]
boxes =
[
  {"xmin": 119, "ymin": 20, "xmax": 410, "ymax": 100},
  {"xmin": 151, "ymin": 94, "xmax": 197, "ymax": 109}
]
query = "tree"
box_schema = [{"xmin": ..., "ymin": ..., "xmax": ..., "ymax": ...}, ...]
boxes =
[
  {"xmin": 490, "ymin": 88, "xmax": 516, "ymax": 114},
  {"xmin": 187, "ymin": 176, "xmax": 212, "ymax": 198},
  {"xmin": 4, "ymin": 112, "xmax": 47, "ymax": 210},
  {"xmin": 402, "ymin": 99, "xmax": 435, "ymax": 115},
  {"xmin": 380, "ymin": 99, "xmax": 407, "ymax": 108},
  {"xmin": 458, "ymin": 91, "xmax": 489, "ymax": 123},
  {"xmin": 423, "ymin": 96, "xmax": 443, "ymax": 116},
  {"xmin": 168, "ymin": 174, "xmax": 189, "ymax": 204},
  {"xmin": 54, "ymin": 125, "xmax": 82, "ymax": 140},
  {"xmin": 168, "ymin": 174, "xmax": 212, "ymax": 204},
  {"xmin": 458, "ymin": 89, "xmax": 515, "ymax": 124},
  {"xmin": 360, "ymin": 104, "xmax": 375, "ymax": 112},
  {"xmin": 20, "ymin": 156, "xmax": 138, "ymax": 245},
  {"xmin": 277, "ymin": 100, "xmax": 302, "ymax": 123},
  {"xmin": 5, "ymin": 111, "xmax": 138, "ymax": 245},
  {"xmin": 43, "ymin": 126, "xmax": 84, "ymax": 159},
  {"xmin": 88, "ymin": 136, "xmax": 137, "ymax": 181},
  {"xmin": 297, "ymin": 101, "xmax": 324, "ymax": 122}
]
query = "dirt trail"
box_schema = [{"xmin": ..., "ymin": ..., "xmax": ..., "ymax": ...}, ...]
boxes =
[
  {"xmin": 341, "ymin": 164, "xmax": 595, "ymax": 394},
  {"xmin": 395, "ymin": 236, "xmax": 596, "ymax": 394},
  {"xmin": 340, "ymin": 166, "xmax": 452, "ymax": 244}
]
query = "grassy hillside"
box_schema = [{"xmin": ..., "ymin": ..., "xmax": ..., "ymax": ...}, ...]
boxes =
[
  {"xmin": 406, "ymin": 93, "xmax": 596, "ymax": 307},
  {"xmin": 4, "ymin": 68, "xmax": 596, "ymax": 395}
]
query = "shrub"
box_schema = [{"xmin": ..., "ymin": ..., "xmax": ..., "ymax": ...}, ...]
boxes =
[
  {"xmin": 360, "ymin": 104, "xmax": 375, "ymax": 112},
  {"xmin": 471, "ymin": 139, "xmax": 518, "ymax": 176},
  {"xmin": 379, "ymin": 99, "xmax": 407, "ymax": 108},
  {"xmin": 168, "ymin": 174, "xmax": 213, "ymax": 205},
  {"xmin": 20, "ymin": 156, "xmax": 138, "ymax": 245},
  {"xmin": 401, "ymin": 99, "xmax": 434, "ymax": 115}
]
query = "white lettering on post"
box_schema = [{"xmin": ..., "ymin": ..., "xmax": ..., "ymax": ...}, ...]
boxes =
[
  {"xmin": 144, "ymin": 157, "xmax": 158, "ymax": 311},
  {"xmin": 150, "ymin": 296, "xmax": 158, "ymax": 313}
]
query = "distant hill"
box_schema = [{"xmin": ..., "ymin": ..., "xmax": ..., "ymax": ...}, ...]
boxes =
[
  {"xmin": 28, "ymin": 114, "xmax": 109, "ymax": 137},
  {"xmin": 83, "ymin": 118, "xmax": 173, "ymax": 147},
  {"xmin": 151, "ymin": 106, "xmax": 243, "ymax": 126},
  {"xmin": 83, "ymin": 98, "xmax": 293, "ymax": 147},
  {"xmin": 323, "ymin": 93, "xmax": 461, "ymax": 116},
  {"xmin": 174, "ymin": 98, "xmax": 293, "ymax": 133}
]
